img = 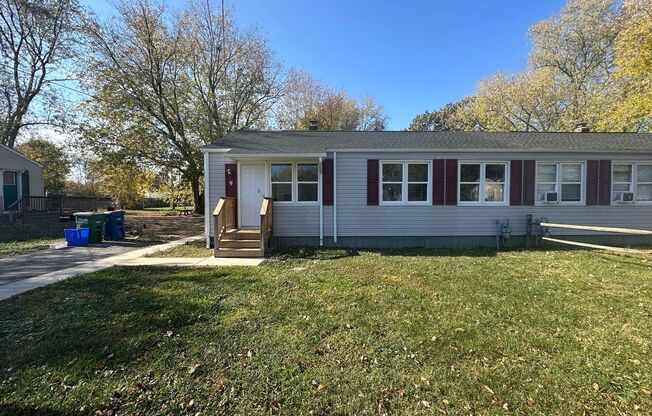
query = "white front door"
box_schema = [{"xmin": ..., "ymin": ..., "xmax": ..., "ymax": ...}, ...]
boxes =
[{"xmin": 240, "ymin": 164, "xmax": 266, "ymax": 228}]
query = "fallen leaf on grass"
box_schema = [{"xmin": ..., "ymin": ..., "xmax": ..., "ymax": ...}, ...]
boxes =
[
  {"xmin": 421, "ymin": 400, "xmax": 431, "ymax": 408},
  {"xmin": 483, "ymin": 385, "xmax": 495, "ymax": 396},
  {"xmin": 188, "ymin": 364, "xmax": 199, "ymax": 375}
]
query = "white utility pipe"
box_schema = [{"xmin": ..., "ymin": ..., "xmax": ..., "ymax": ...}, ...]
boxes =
[
  {"xmin": 319, "ymin": 156, "xmax": 323, "ymax": 246},
  {"xmin": 333, "ymin": 151, "xmax": 337, "ymax": 243}
]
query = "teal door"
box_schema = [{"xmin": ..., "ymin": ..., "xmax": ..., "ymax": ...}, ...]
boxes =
[
  {"xmin": 3, "ymin": 171, "xmax": 18, "ymax": 210},
  {"xmin": 21, "ymin": 171, "xmax": 29, "ymax": 196}
]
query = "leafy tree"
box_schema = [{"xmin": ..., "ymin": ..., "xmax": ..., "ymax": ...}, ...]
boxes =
[
  {"xmin": 0, "ymin": 0, "xmax": 81, "ymax": 148},
  {"xmin": 411, "ymin": 0, "xmax": 624, "ymax": 132},
  {"xmin": 460, "ymin": 69, "xmax": 568, "ymax": 132},
  {"xmin": 16, "ymin": 138, "xmax": 70, "ymax": 193},
  {"xmin": 407, "ymin": 98, "xmax": 472, "ymax": 131},
  {"xmin": 599, "ymin": 0, "xmax": 652, "ymax": 132},
  {"xmin": 528, "ymin": 0, "xmax": 620, "ymax": 129},
  {"xmin": 80, "ymin": 0, "xmax": 287, "ymax": 213},
  {"xmin": 87, "ymin": 159, "xmax": 154, "ymax": 209}
]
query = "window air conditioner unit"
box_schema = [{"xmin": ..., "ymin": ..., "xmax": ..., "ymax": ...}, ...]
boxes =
[
  {"xmin": 544, "ymin": 192, "xmax": 558, "ymax": 203},
  {"xmin": 616, "ymin": 192, "xmax": 634, "ymax": 202}
]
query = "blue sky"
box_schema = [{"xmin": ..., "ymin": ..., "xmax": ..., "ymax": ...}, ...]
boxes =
[{"xmin": 85, "ymin": 0, "xmax": 567, "ymax": 130}]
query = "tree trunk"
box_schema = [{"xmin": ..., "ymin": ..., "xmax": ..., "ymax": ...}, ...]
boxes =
[{"xmin": 190, "ymin": 176, "xmax": 204, "ymax": 215}]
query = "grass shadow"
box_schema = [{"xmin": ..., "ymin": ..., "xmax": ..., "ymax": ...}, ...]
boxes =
[{"xmin": 0, "ymin": 266, "xmax": 255, "ymax": 380}]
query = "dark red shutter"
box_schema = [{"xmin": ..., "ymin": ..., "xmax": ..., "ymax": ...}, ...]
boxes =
[
  {"xmin": 322, "ymin": 159, "xmax": 334, "ymax": 206},
  {"xmin": 225, "ymin": 163, "xmax": 237, "ymax": 197},
  {"xmin": 433, "ymin": 159, "xmax": 445, "ymax": 205},
  {"xmin": 445, "ymin": 159, "xmax": 457, "ymax": 205},
  {"xmin": 509, "ymin": 160, "xmax": 523, "ymax": 206},
  {"xmin": 598, "ymin": 160, "xmax": 612, "ymax": 205},
  {"xmin": 586, "ymin": 160, "xmax": 599, "ymax": 205},
  {"xmin": 522, "ymin": 160, "xmax": 535, "ymax": 206},
  {"xmin": 367, "ymin": 159, "xmax": 379, "ymax": 206}
]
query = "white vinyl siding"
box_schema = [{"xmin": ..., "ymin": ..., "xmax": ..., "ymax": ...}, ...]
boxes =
[{"xmin": 206, "ymin": 151, "xmax": 652, "ymax": 240}]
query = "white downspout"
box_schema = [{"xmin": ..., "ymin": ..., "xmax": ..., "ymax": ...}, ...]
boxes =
[
  {"xmin": 319, "ymin": 156, "xmax": 323, "ymax": 246},
  {"xmin": 333, "ymin": 151, "xmax": 337, "ymax": 244},
  {"xmin": 203, "ymin": 151, "xmax": 210, "ymax": 248}
]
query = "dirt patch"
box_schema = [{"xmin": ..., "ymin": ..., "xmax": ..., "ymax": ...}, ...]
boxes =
[{"xmin": 124, "ymin": 214, "xmax": 203, "ymax": 242}]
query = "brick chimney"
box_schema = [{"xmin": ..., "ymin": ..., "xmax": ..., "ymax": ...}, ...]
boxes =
[
  {"xmin": 308, "ymin": 120, "xmax": 319, "ymax": 131},
  {"xmin": 574, "ymin": 123, "xmax": 590, "ymax": 133}
]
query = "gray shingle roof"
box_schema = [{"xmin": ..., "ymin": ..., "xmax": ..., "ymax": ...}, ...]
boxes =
[{"xmin": 203, "ymin": 130, "xmax": 652, "ymax": 154}]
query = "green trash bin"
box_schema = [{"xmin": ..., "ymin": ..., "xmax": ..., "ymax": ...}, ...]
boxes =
[{"xmin": 74, "ymin": 212, "xmax": 106, "ymax": 244}]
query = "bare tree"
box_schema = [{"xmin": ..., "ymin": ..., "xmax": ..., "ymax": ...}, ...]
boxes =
[
  {"xmin": 275, "ymin": 70, "xmax": 388, "ymax": 131},
  {"xmin": 81, "ymin": 0, "xmax": 288, "ymax": 213},
  {"xmin": 0, "ymin": 0, "xmax": 80, "ymax": 148}
]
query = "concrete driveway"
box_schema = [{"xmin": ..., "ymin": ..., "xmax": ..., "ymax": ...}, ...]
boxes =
[{"xmin": 0, "ymin": 240, "xmax": 153, "ymax": 286}]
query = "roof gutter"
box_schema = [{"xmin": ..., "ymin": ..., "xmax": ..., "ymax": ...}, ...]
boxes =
[
  {"xmin": 325, "ymin": 148, "xmax": 652, "ymax": 154},
  {"xmin": 201, "ymin": 148, "xmax": 231, "ymax": 153},
  {"xmin": 225, "ymin": 153, "xmax": 328, "ymax": 159}
]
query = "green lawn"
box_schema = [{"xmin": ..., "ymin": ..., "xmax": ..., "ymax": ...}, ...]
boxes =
[
  {"xmin": 146, "ymin": 239, "xmax": 210, "ymax": 257},
  {"xmin": 0, "ymin": 222, "xmax": 71, "ymax": 257},
  {"xmin": 1, "ymin": 248, "xmax": 651, "ymax": 415}
]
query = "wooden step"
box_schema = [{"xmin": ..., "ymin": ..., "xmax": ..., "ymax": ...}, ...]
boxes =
[
  {"xmin": 215, "ymin": 247, "xmax": 263, "ymax": 258},
  {"xmin": 224, "ymin": 229, "xmax": 260, "ymax": 240},
  {"xmin": 219, "ymin": 238, "xmax": 260, "ymax": 248}
]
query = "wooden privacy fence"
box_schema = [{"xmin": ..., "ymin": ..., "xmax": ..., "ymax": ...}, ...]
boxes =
[{"xmin": 526, "ymin": 214, "xmax": 652, "ymax": 253}]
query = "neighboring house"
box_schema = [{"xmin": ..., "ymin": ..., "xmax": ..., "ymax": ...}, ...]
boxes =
[
  {"xmin": 0, "ymin": 144, "xmax": 44, "ymax": 212},
  {"xmin": 202, "ymin": 130, "xmax": 652, "ymax": 255}
]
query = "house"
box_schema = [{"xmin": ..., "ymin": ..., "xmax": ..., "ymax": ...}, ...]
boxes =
[
  {"xmin": 202, "ymin": 130, "xmax": 652, "ymax": 256},
  {"xmin": 0, "ymin": 144, "xmax": 44, "ymax": 212}
]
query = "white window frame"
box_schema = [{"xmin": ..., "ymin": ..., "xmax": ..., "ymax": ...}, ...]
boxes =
[
  {"xmin": 611, "ymin": 162, "xmax": 652, "ymax": 205},
  {"xmin": 269, "ymin": 161, "xmax": 320, "ymax": 206},
  {"xmin": 296, "ymin": 162, "xmax": 319, "ymax": 205},
  {"xmin": 379, "ymin": 160, "xmax": 432, "ymax": 205},
  {"xmin": 535, "ymin": 162, "xmax": 585, "ymax": 206},
  {"xmin": 457, "ymin": 161, "xmax": 509, "ymax": 206}
]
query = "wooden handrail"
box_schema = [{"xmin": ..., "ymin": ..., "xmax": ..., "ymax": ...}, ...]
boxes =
[
  {"xmin": 213, "ymin": 196, "xmax": 236, "ymax": 255},
  {"xmin": 260, "ymin": 197, "xmax": 273, "ymax": 255}
]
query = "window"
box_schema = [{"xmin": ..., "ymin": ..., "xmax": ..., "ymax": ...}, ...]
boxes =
[
  {"xmin": 3, "ymin": 171, "xmax": 16, "ymax": 185},
  {"xmin": 382, "ymin": 163, "xmax": 402, "ymax": 202},
  {"xmin": 408, "ymin": 163, "xmax": 429, "ymax": 202},
  {"xmin": 536, "ymin": 164, "xmax": 557, "ymax": 202},
  {"xmin": 637, "ymin": 164, "xmax": 652, "ymax": 202},
  {"xmin": 381, "ymin": 161, "xmax": 430, "ymax": 204},
  {"xmin": 561, "ymin": 164, "xmax": 582, "ymax": 202},
  {"xmin": 612, "ymin": 163, "xmax": 633, "ymax": 202},
  {"xmin": 271, "ymin": 163, "xmax": 292, "ymax": 202},
  {"xmin": 613, "ymin": 163, "xmax": 652, "ymax": 203},
  {"xmin": 459, "ymin": 162, "xmax": 507, "ymax": 204},
  {"xmin": 536, "ymin": 162, "xmax": 583, "ymax": 204},
  {"xmin": 297, "ymin": 163, "xmax": 318, "ymax": 202}
]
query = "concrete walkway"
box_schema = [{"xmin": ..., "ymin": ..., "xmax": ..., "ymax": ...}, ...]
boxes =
[{"xmin": 0, "ymin": 235, "xmax": 263, "ymax": 301}]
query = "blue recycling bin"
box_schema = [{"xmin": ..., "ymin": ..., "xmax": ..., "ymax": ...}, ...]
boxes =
[
  {"xmin": 104, "ymin": 210, "xmax": 125, "ymax": 241},
  {"xmin": 65, "ymin": 228, "xmax": 89, "ymax": 246}
]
